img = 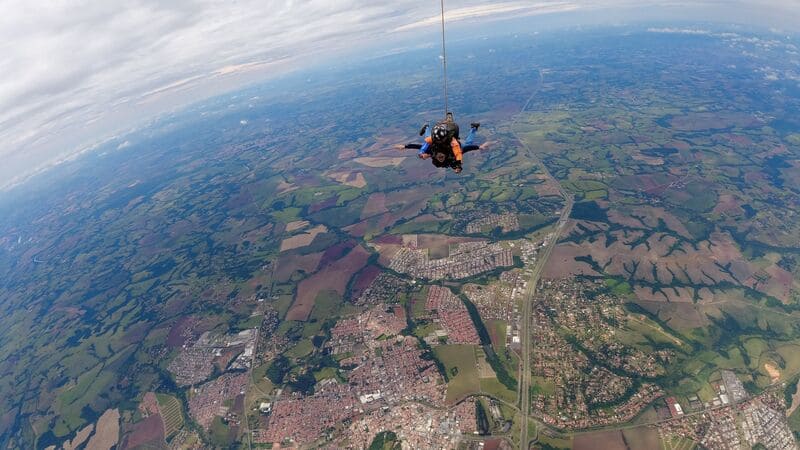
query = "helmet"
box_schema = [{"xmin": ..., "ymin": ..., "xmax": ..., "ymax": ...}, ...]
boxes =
[{"xmin": 432, "ymin": 123, "xmax": 449, "ymax": 143}]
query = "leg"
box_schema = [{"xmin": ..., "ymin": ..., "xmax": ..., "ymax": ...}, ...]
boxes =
[{"xmin": 464, "ymin": 126, "xmax": 478, "ymax": 146}]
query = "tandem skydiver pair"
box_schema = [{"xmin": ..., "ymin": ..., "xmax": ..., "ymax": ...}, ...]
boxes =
[{"xmin": 402, "ymin": 112, "xmax": 481, "ymax": 174}]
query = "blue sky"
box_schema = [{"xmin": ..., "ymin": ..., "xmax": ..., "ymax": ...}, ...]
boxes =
[{"xmin": 1, "ymin": 0, "xmax": 798, "ymax": 190}]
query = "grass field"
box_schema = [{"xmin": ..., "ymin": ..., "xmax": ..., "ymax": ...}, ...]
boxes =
[
  {"xmin": 480, "ymin": 377, "xmax": 517, "ymax": 404},
  {"xmin": 156, "ymin": 393, "xmax": 184, "ymax": 437},
  {"xmin": 622, "ymin": 427, "xmax": 661, "ymax": 450},
  {"xmin": 536, "ymin": 432, "xmax": 572, "ymax": 450},
  {"xmin": 531, "ymin": 376, "xmax": 556, "ymax": 396},
  {"xmin": 789, "ymin": 408, "xmax": 800, "ymax": 433},
  {"xmin": 488, "ymin": 319, "xmax": 507, "ymax": 350},
  {"xmin": 285, "ymin": 339, "xmax": 314, "ymax": 359},
  {"xmin": 433, "ymin": 344, "xmax": 480, "ymax": 404},
  {"xmin": 661, "ymin": 434, "xmax": 696, "ymax": 450}
]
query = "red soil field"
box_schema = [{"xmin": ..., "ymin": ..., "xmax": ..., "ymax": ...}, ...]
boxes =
[
  {"xmin": 286, "ymin": 245, "xmax": 371, "ymax": 321},
  {"xmin": 350, "ymin": 265, "xmax": 382, "ymax": 299},
  {"xmin": 361, "ymin": 193, "xmax": 388, "ymax": 219},
  {"xmin": 122, "ymin": 415, "xmax": 165, "ymax": 449},
  {"xmin": 320, "ymin": 241, "xmax": 357, "ymax": 266},
  {"xmin": 275, "ymin": 252, "xmax": 323, "ymax": 282},
  {"xmin": 166, "ymin": 316, "xmax": 200, "ymax": 348},
  {"xmin": 573, "ymin": 430, "xmax": 626, "ymax": 450},
  {"xmin": 374, "ymin": 234, "xmax": 403, "ymax": 245},
  {"xmin": 308, "ymin": 195, "xmax": 339, "ymax": 214}
]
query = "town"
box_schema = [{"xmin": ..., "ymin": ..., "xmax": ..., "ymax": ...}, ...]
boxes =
[
  {"xmin": 388, "ymin": 240, "xmax": 515, "ymax": 280},
  {"xmin": 656, "ymin": 389, "xmax": 797, "ymax": 450},
  {"xmin": 528, "ymin": 278, "xmax": 671, "ymax": 428}
]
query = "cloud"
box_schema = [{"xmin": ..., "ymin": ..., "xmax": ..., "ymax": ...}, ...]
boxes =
[
  {"xmin": 393, "ymin": 2, "xmax": 579, "ymax": 32},
  {"xmin": 1, "ymin": 0, "xmax": 799, "ymax": 189},
  {"xmin": 2, "ymin": 0, "xmax": 525, "ymax": 188}
]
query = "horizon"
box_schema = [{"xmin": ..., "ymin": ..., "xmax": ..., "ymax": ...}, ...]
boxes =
[{"xmin": 2, "ymin": 0, "xmax": 800, "ymax": 194}]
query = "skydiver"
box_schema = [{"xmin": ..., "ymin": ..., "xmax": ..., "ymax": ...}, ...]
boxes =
[{"xmin": 404, "ymin": 114, "xmax": 480, "ymax": 173}]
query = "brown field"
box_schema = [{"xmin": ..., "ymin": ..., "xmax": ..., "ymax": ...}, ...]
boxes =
[
  {"xmin": 320, "ymin": 241, "xmax": 357, "ymax": 266},
  {"xmin": 241, "ymin": 222, "xmax": 275, "ymax": 244},
  {"xmin": 573, "ymin": 430, "xmax": 627, "ymax": 450},
  {"xmin": 751, "ymin": 264, "xmax": 798, "ymax": 304},
  {"xmin": 638, "ymin": 301, "xmax": 708, "ymax": 329},
  {"xmin": 63, "ymin": 423, "xmax": 94, "ymax": 450},
  {"xmin": 622, "ymin": 427, "xmax": 661, "ymax": 450},
  {"xmin": 669, "ymin": 112, "xmax": 762, "ymax": 131},
  {"xmin": 350, "ymin": 265, "xmax": 382, "ymax": 299},
  {"xmin": 632, "ymin": 152, "xmax": 665, "ymax": 165},
  {"xmin": 279, "ymin": 225, "xmax": 327, "ymax": 252},
  {"xmin": 370, "ymin": 241, "xmax": 403, "ymax": 266},
  {"xmin": 615, "ymin": 173, "xmax": 677, "ymax": 194},
  {"xmin": 477, "ymin": 353, "xmax": 497, "ymax": 378},
  {"xmin": 361, "ymin": 193, "xmax": 388, "ymax": 219},
  {"xmin": 327, "ymin": 171, "xmax": 367, "ymax": 188},
  {"xmin": 374, "ymin": 234, "xmax": 403, "ymax": 245},
  {"xmin": 607, "ymin": 210, "xmax": 647, "ymax": 229},
  {"xmin": 359, "ymin": 132, "xmax": 410, "ymax": 155},
  {"xmin": 276, "ymin": 180, "xmax": 298, "ymax": 194},
  {"xmin": 338, "ymin": 147, "xmax": 357, "ymax": 159},
  {"xmin": 286, "ymin": 245, "xmax": 371, "ymax": 321},
  {"xmin": 308, "ymin": 195, "xmax": 338, "ymax": 214},
  {"xmin": 85, "ymin": 408, "xmax": 120, "ymax": 450},
  {"xmin": 346, "ymin": 189, "xmax": 434, "ymax": 238},
  {"xmin": 634, "ymin": 285, "xmax": 696, "ymax": 303},
  {"xmin": 487, "ymin": 320, "xmax": 505, "ymax": 349},
  {"xmin": 609, "ymin": 206, "xmax": 692, "ymax": 239},
  {"xmin": 543, "ymin": 242, "xmax": 601, "ymax": 279},
  {"xmin": 166, "ymin": 316, "xmax": 201, "ymax": 348},
  {"xmin": 712, "ymin": 193, "xmax": 743, "ymax": 216},
  {"xmin": 275, "ymin": 252, "xmax": 323, "ymax": 282},
  {"xmin": 285, "ymin": 220, "xmax": 309, "ymax": 232},
  {"xmin": 545, "ymin": 226, "xmax": 768, "ymax": 303},
  {"xmin": 121, "ymin": 415, "xmax": 164, "ymax": 449},
  {"xmin": 168, "ymin": 219, "xmax": 199, "ymax": 238},
  {"xmin": 354, "ymin": 156, "xmax": 406, "ymax": 167},
  {"xmin": 764, "ymin": 362, "xmax": 781, "ymax": 383},
  {"xmin": 416, "ymin": 234, "xmax": 484, "ymax": 249},
  {"xmin": 344, "ymin": 220, "xmax": 369, "ymax": 237},
  {"xmin": 214, "ymin": 347, "xmax": 243, "ymax": 371},
  {"xmin": 139, "ymin": 392, "xmax": 159, "ymax": 416}
]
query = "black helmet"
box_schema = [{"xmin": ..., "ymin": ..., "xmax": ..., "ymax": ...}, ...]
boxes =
[{"xmin": 432, "ymin": 123, "xmax": 449, "ymax": 143}]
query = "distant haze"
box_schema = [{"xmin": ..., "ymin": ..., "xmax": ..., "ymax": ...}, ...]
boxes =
[{"xmin": 1, "ymin": 0, "xmax": 798, "ymax": 191}]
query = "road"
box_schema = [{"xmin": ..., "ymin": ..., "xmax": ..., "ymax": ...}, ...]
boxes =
[
  {"xmin": 510, "ymin": 69, "xmax": 575, "ymax": 449},
  {"xmin": 516, "ymin": 198, "xmax": 573, "ymax": 448}
]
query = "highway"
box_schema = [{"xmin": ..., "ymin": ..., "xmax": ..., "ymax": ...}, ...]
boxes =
[
  {"xmin": 511, "ymin": 69, "xmax": 575, "ymax": 449},
  {"xmin": 517, "ymin": 196, "xmax": 573, "ymax": 448}
]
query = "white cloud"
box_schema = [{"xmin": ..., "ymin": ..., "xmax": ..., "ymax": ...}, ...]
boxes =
[{"xmin": 0, "ymin": 0, "xmax": 799, "ymax": 189}]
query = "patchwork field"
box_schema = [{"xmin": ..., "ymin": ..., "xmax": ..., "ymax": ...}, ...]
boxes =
[{"xmin": 286, "ymin": 244, "xmax": 370, "ymax": 321}]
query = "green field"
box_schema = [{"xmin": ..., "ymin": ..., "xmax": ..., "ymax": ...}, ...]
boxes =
[
  {"xmin": 433, "ymin": 345, "xmax": 480, "ymax": 404},
  {"xmin": 661, "ymin": 434, "xmax": 697, "ymax": 450},
  {"xmin": 156, "ymin": 393, "xmax": 184, "ymax": 437},
  {"xmin": 480, "ymin": 377, "xmax": 517, "ymax": 404}
]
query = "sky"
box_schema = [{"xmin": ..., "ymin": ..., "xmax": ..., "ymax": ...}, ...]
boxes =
[{"xmin": 1, "ymin": 0, "xmax": 799, "ymax": 191}]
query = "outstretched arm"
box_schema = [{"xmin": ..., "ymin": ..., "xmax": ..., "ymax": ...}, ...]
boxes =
[{"xmin": 462, "ymin": 144, "xmax": 481, "ymax": 153}]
